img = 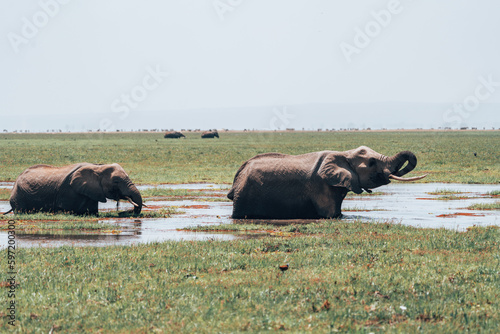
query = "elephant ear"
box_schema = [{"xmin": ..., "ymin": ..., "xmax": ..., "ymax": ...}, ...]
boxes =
[
  {"xmin": 318, "ymin": 154, "xmax": 363, "ymax": 194},
  {"xmin": 69, "ymin": 166, "xmax": 107, "ymax": 202}
]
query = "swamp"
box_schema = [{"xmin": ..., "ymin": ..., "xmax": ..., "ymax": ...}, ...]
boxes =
[{"xmin": 0, "ymin": 131, "xmax": 499, "ymax": 332}]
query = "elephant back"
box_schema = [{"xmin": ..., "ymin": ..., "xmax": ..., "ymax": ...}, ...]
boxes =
[{"xmin": 10, "ymin": 163, "xmax": 88, "ymax": 212}]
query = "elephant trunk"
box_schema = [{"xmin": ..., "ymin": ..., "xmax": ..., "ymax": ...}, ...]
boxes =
[
  {"xmin": 382, "ymin": 151, "xmax": 426, "ymax": 183},
  {"xmin": 123, "ymin": 185, "xmax": 142, "ymax": 215},
  {"xmin": 131, "ymin": 190, "xmax": 143, "ymax": 215},
  {"xmin": 388, "ymin": 151, "xmax": 417, "ymax": 177}
]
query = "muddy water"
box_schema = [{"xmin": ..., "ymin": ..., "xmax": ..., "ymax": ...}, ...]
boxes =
[{"xmin": 0, "ymin": 183, "xmax": 498, "ymax": 248}]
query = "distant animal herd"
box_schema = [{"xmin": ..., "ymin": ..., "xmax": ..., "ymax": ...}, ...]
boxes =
[{"xmin": 163, "ymin": 130, "xmax": 219, "ymax": 139}]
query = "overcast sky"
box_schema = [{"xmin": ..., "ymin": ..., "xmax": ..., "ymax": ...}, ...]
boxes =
[{"xmin": 1, "ymin": 0, "xmax": 499, "ymax": 131}]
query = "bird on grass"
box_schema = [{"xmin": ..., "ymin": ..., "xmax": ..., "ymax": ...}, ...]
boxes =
[{"xmin": 279, "ymin": 263, "xmax": 289, "ymax": 272}]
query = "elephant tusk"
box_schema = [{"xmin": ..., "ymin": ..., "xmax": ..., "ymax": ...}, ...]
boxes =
[
  {"xmin": 124, "ymin": 196, "xmax": 139, "ymax": 207},
  {"xmin": 389, "ymin": 174, "xmax": 428, "ymax": 182},
  {"xmin": 142, "ymin": 203, "xmax": 148, "ymax": 208}
]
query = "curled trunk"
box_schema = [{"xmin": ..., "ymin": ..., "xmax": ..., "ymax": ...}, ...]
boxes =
[{"xmin": 388, "ymin": 151, "xmax": 417, "ymax": 177}]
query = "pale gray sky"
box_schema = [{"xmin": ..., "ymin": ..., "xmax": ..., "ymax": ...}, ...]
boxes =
[{"xmin": 1, "ymin": 0, "xmax": 499, "ymax": 131}]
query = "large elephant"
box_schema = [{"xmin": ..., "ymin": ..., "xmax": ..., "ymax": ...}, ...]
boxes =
[
  {"xmin": 164, "ymin": 131, "xmax": 185, "ymax": 139},
  {"xmin": 8, "ymin": 163, "xmax": 143, "ymax": 215},
  {"xmin": 227, "ymin": 146, "xmax": 426, "ymax": 219},
  {"xmin": 201, "ymin": 130, "xmax": 219, "ymax": 138}
]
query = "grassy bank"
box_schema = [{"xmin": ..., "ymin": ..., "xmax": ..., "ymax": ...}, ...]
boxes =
[
  {"xmin": 0, "ymin": 131, "xmax": 498, "ymax": 184},
  {"xmin": 0, "ymin": 208, "xmax": 179, "ymax": 233},
  {"xmin": 2, "ymin": 221, "xmax": 498, "ymax": 332}
]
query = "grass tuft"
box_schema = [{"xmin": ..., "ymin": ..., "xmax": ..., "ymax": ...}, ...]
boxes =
[
  {"xmin": 434, "ymin": 195, "xmax": 470, "ymax": 201},
  {"xmin": 427, "ymin": 188, "xmax": 464, "ymax": 195},
  {"xmin": 485, "ymin": 190, "xmax": 500, "ymax": 197},
  {"xmin": 467, "ymin": 202, "xmax": 500, "ymax": 210}
]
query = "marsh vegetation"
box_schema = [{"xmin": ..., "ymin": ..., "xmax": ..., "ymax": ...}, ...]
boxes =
[
  {"xmin": 0, "ymin": 131, "xmax": 499, "ymax": 332},
  {"xmin": 4, "ymin": 221, "xmax": 499, "ymax": 332}
]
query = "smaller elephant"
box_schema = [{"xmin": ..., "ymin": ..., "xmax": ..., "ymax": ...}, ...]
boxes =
[
  {"xmin": 7, "ymin": 163, "xmax": 143, "ymax": 215},
  {"xmin": 201, "ymin": 130, "xmax": 219, "ymax": 138},
  {"xmin": 164, "ymin": 131, "xmax": 185, "ymax": 139}
]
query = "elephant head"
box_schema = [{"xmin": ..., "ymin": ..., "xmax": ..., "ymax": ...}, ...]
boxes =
[
  {"xmin": 319, "ymin": 146, "xmax": 427, "ymax": 194},
  {"xmin": 69, "ymin": 163, "xmax": 143, "ymax": 214}
]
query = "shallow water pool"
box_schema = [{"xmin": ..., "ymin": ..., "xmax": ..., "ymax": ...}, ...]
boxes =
[{"xmin": 0, "ymin": 183, "xmax": 498, "ymax": 248}]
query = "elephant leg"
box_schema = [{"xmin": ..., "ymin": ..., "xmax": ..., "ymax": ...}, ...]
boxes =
[
  {"xmin": 312, "ymin": 186, "xmax": 348, "ymax": 218},
  {"xmin": 231, "ymin": 194, "xmax": 249, "ymax": 219},
  {"xmin": 89, "ymin": 201, "xmax": 99, "ymax": 215},
  {"xmin": 73, "ymin": 198, "xmax": 99, "ymax": 216}
]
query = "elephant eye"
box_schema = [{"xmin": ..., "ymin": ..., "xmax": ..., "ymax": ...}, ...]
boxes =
[{"xmin": 368, "ymin": 158, "xmax": 376, "ymax": 167}]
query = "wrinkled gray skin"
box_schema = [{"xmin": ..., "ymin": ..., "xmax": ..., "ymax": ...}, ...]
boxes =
[
  {"xmin": 228, "ymin": 146, "xmax": 425, "ymax": 219},
  {"xmin": 9, "ymin": 163, "xmax": 143, "ymax": 215},
  {"xmin": 201, "ymin": 130, "xmax": 219, "ymax": 138},
  {"xmin": 164, "ymin": 131, "xmax": 185, "ymax": 138}
]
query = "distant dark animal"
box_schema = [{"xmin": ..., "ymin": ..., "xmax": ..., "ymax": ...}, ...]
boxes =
[
  {"xmin": 7, "ymin": 163, "xmax": 142, "ymax": 215},
  {"xmin": 164, "ymin": 131, "xmax": 185, "ymax": 139},
  {"xmin": 279, "ymin": 264, "xmax": 289, "ymax": 272},
  {"xmin": 201, "ymin": 130, "xmax": 219, "ymax": 138},
  {"xmin": 227, "ymin": 146, "xmax": 426, "ymax": 219}
]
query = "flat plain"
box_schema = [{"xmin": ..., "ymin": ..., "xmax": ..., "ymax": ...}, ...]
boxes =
[
  {"xmin": 0, "ymin": 131, "xmax": 499, "ymax": 333},
  {"xmin": 1, "ymin": 130, "xmax": 499, "ymax": 184}
]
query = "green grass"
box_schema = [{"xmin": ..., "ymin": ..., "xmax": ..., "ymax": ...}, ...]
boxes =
[
  {"xmin": 142, "ymin": 188, "xmax": 231, "ymax": 202},
  {"xmin": 0, "ymin": 207, "xmax": 179, "ymax": 232},
  {"xmin": 0, "ymin": 221, "xmax": 118, "ymax": 232},
  {"xmin": 0, "ymin": 131, "xmax": 498, "ymax": 184},
  {"xmin": 434, "ymin": 195, "xmax": 470, "ymax": 201},
  {"xmin": 2, "ymin": 221, "xmax": 499, "ymax": 332},
  {"xmin": 467, "ymin": 202, "xmax": 500, "ymax": 210},
  {"xmin": 1, "ymin": 208, "xmax": 178, "ymax": 222},
  {"xmin": 427, "ymin": 189, "xmax": 465, "ymax": 195},
  {"xmin": 101, "ymin": 207, "xmax": 180, "ymax": 218},
  {"xmin": 485, "ymin": 190, "xmax": 500, "ymax": 196},
  {"xmin": 0, "ymin": 188, "xmax": 10, "ymax": 201},
  {"xmin": 2, "ymin": 212, "xmax": 107, "ymax": 222},
  {"xmin": 143, "ymin": 188, "xmax": 207, "ymax": 197}
]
